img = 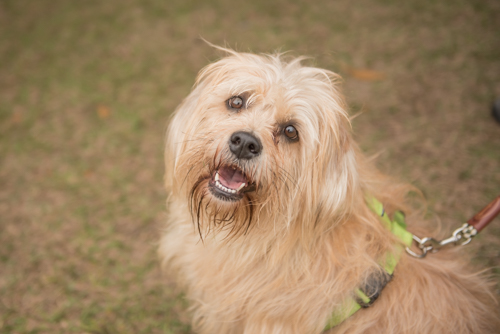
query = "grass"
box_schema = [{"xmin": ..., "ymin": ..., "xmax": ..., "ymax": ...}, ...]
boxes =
[{"xmin": 0, "ymin": 0, "xmax": 499, "ymax": 332}]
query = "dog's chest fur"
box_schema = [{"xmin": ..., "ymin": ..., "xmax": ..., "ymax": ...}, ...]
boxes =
[{"xmin": 162, "ymin": 201, "xmax": 353, "ymax": 333}]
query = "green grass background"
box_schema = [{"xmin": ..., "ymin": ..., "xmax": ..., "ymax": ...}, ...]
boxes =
[{"xmin": 1, "ymin": 0, "xmax": 499, "ymax": 333}]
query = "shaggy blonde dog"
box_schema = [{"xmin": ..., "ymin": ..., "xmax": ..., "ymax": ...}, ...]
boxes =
[{"xmin": 160, "ymin": 48, "xmax": 499, "ymax": 333}]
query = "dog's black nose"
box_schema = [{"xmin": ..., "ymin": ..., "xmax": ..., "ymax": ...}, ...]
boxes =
[{"xmin": 229, "ymin": 131, "xmax": 262, "ymax": 160}]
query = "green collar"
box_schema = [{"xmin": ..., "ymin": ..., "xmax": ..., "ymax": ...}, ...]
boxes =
[{"xmin": 324, "ymin": 197, "xmax": 413, "ymax": 330}]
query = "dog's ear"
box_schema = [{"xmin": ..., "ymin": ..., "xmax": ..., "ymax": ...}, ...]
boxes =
[
  {"xmin": 310, "ymin": 118, "xmax": 358, "ymax": 226},
  {"xmin": 298, "ymin": 75, "xmax": 359, "ymax": 227},
  {"xmin": 322, "ymin": 122, "xmax": 357, "ymax": 217},
  {"xmin": 164, "ymin": 84, "xmax": 204, "ymax": 193}
]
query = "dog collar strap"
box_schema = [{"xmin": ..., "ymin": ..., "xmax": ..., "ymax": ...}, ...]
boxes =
[
  {"xmin": 366, "ymin": 196, "xmax": 413, "ymax": 250},
  {"xmin": 324, "ymin": 197, "xmax": 412, "ymax": 330}
]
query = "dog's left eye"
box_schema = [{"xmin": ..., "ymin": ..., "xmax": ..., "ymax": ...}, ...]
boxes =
[
  {"xmin": 228, "ymin": 96, "xmax": 244, "ymax": 110},
  {"xmin": 284, "ymin": 125, "xmax": 299, "ymax": 141}
]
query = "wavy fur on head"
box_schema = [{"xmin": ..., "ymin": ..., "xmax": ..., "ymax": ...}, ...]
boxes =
[{"xmin": 160, "ymin": 47, "xmax": 499, "ymax": 333}]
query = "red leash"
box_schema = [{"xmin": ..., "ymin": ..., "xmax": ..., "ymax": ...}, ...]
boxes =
[
  {"xmin": 406, "ymin": 195, "xmax": 500, "ymax": 258},
  {"xmin": 467, "ymin": 195, "xmax": 500, "ymax": 232}
]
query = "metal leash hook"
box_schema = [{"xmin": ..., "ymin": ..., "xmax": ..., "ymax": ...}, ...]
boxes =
[
  {"xmin": 406, "ymin": 223, "xmax": 477, "ymax": 258},
  {"xmin": 406, "ymin": 195, "xmax": 500, "ymax": 259}
]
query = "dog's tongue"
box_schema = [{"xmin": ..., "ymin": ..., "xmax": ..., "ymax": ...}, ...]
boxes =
[{"xmin": 218, "ymin": 166, "xmax": 246, "ymax": 189}]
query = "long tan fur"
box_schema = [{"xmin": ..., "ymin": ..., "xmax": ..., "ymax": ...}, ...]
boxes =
[{"xmin": 160, "ymin": 47, "xmax": 499, "ymax": 333}]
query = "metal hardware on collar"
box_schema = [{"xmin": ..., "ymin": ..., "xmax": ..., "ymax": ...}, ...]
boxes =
[
  {"xmin": 405, "ymin": 223, "xmax": 477, "ymax": 258},
  {"xmin": 406, "ymin": 195, "xmax": 500, "ymax": 259},
  {"xmin": 354, "ymin": 272, "xmax": 393, "ymax": 308}
]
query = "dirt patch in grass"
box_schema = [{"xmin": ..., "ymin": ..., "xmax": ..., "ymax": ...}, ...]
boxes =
[{"xmin": 1, "ymin": 0, "xmax": 499, "ymax": 332}]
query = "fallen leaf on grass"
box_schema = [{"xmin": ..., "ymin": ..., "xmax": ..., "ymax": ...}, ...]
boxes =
[
  {"xmin": 84, "ymin": 170, "xmax": 94, "ymax": 179},
  {"xmin": 346, "ymin": 67, "xmax": 386, "ymax": 81},
  {"xmin": 97, "ymin": 105, "xmax": 111, "ymax": 119},
  {"xmin": 11, "ymin": 110, "xmax": 24, "ymax": 123}
]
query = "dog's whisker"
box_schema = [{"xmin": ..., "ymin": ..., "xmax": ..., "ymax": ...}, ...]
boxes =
[
  {"xmin": 174, "ymin": 137, "xmax": 209, "ymax": 144},
  {"xmin": 180, "ymin": 164, "xmax": 198, "ymax": 189},
  {"xmin": 195, "ymin": 192, "xmax": 206, "ymax": 242},
  {"xmin": 267, "ymin": 169, "xmax": 283, "ymax": 205},
  {"xmin": 277, "ymin": 166, "xmax": 298, "ymax": 188}
]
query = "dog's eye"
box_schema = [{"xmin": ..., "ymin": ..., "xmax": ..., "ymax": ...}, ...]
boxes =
[
  {"xmin": 228, "ymin": 96, "xmax": 244, "ymax": 110},
  {"xmin": 284, "ymin": 125, "xmax": 299, "ymax": 141}
]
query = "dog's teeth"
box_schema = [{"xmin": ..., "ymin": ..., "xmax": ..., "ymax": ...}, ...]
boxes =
[
  {"xmin": 214, "ymin": 179, "xmax": 238, "ymax": 195},
  {"xmin": 237, "ymin": 183, "xmax": 246, "ymax": 191}
]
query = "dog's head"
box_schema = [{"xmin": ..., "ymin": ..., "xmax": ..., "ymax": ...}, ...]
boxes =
[{"xmin": 165, "ymin": 49, "xmax": 358, "ymax": 239}]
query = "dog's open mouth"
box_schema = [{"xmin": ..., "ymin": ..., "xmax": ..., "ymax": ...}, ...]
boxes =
[{"xmin": 208, "ymin": 165, "xmax": 255, "ymax": 201}]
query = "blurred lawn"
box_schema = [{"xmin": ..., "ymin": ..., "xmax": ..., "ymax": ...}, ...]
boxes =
[{"xmin": 0, "ymin": 0, "xmax": 499, "ymax": 333}]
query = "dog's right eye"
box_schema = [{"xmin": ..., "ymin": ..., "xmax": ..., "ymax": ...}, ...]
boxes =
[
  {"xmin": 228, "ymin": 96, "xmax": 244, "ymax": 110},
  {"xmin": 284, "ymin": 125, "xmax": 299, "ymax": 142}
]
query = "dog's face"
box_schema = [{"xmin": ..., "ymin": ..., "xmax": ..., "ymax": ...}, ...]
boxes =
[{"xmin": 166, "ymin": 50, "xmax": 357, "ymax": 238}]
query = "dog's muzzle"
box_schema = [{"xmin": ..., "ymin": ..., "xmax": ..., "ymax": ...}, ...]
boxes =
[{"xmin": 206, "ymin": 132, "xmax": 260, "ymax": 202}]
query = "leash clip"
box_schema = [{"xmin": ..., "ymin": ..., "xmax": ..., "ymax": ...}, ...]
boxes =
[
  {"xmin": 405, "ymin": 223, "xmax": 477, "ymax": 258},
  {"xmin": 405, "ymin": 195, "xmax": 500, "ymax": 259}
]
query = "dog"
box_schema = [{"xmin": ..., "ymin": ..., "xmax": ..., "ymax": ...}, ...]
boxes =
[{"xmin": 160, "ymin": 47, "xmax": 499, "ymax": 333}]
